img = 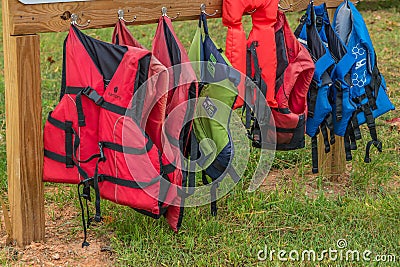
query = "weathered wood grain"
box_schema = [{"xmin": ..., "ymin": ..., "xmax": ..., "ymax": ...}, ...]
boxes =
[
  {"xmin": 5, "ymin": 0, "xmax": 358, "ymax": 35},
  {"xmin": 3, "ymin": 0, "xmax": 45, "ymax": 246}
]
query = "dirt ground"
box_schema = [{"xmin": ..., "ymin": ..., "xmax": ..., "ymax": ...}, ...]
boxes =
[{"xmin": 0, "ymin": 186, "xmax": 115, "ymax": 267}]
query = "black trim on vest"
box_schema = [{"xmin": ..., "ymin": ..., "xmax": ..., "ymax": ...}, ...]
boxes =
[
  {"xmin": 334, "ymin": 80, "xmax": 343, "ymax": 121},
  {"xmin": 344, "ymin": 123, "xmax": 353, "ymax": 161},
  {"xmin": 311, "ymin": 135, "xmax": 319, "ymax": 174},
  {"xmin": 66, "ymin": 86, "xmax": 129, "ymax": 117},
  {"xmin": 134, "ymin": 206, "xmax": 168, "ymax": 219},
  {"xmin": 308, "ymin": 79, "xmax": 318, "ymax": 118},
  {"xmin": 98, "ymin": 174, "xmax": 161, "ymax": 189},
  {"xmin": 47, "ymin": 112, "xmax": 75, "ymax": 168},
  {"xmin": 65, "ymin": 121, "xmax": 74, "ymax": 168},
  {"xmin": 294, "ymin": 14, "xmax": 307, "ymax": 38},
  {"xmin": 131, "ymin": 55, "xmax": 151, "ymax": 124},
  {"xmin": 100, "ymin": 140, "xmax": 153, "ymax": 155}
]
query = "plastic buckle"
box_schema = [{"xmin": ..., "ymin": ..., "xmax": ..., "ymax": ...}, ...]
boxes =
[
  {"xmin": 82, "ymin": 86, "xmax": 93, "ymax": 96},
  {"xmin": 335, "ymin": 81, "xmax": 342, "ymax": 91},
  {"xmin": 316, "ymin": 16, "xmax": 323, "ymax": 27},
  {"xmin": 90, "ymin": 91, "xmax": 104, "ymax": 105},
  {"xmin": 83, "ymin": 86, "xmax": 104, "ymax": 105},
  {"xmin": 98, "ymin": 142, "xmax": 106, "ymax": 161}
]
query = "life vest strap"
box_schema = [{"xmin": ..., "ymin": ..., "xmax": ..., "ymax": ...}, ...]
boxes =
[
  {"xmin": 311, "ymin": 135, "xmax": 319, "ymax": 174},
  {"xmin": 334, "ymin": 80, "xmax": 343, "ymax": 122},
  {"xmin": 98, "ymin": 174, "xmax": 161, "ymax": 189},
  {"xmin": 47, "ymin": 112, "xmax": 75, "ymax": 168},
  {"xmin": 320, "ymin": 123, "xmax": 331, "ymax": 153},
  {"xmin": 81, "ymin": 86, "xmax": 128, "ymax": 116},
  {"xmin": 351, "ymin": 112, "xmax": 362, "ymax": 140},
  {"xmin": 44, "ymin": 149, "xmax": 94, "ymax": 181},
  {"xmin": 100, "ymin": 140, "xmax": 153, "ymax": 155},
  {"xmin": 66, "ymin": 86, "xmax": 130, "ymax": 127},
  {"xmin": 348, "ymin": 124, "xmax": 357, "ymax": 151},
  {"xmin": 161, "ymin": 163, "xmax": 176, "ymax": 176},
  {"xmin": 365, "ymin": 62, "xmax": 382, "ymax": 111},
  {"xmin": 307, "ymin": 79, "xmax": 318, "ymax": 118},
  {"xmin": 294, "ymin": 14, "xmax": 307, "ymax": 38},
  {"xmin": 77, "ymin": 182, "xmax": 90, "ymax": 248},
  {"xmin": 210, "ymin": 181, "xmax": 219, "ymax": 216},
  {"xmin": 344, "ymin": 123, "xmax": 354, "ymax": 161},
  {"xmin": 360, "ymin": 103, "xmax": 382, "ymax": 163}
]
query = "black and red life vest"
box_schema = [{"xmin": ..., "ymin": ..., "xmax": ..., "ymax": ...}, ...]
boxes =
[
  {"xmin": 151, "ymin": 16, "xmax": 199, "ymax": 229},
  {"xmin": 240, "ymin": 10, "xmax": 315, "ymax": 150},
  {"xmin": 43, "ymin": 24, "xmax": 195, "ymax": 246}
]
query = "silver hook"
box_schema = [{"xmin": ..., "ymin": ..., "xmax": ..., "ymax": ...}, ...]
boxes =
[
  {"xmin": 118, "ymin": 9, "xmax": 137, "ymax": 23},
  {"xmin": 200, "ymin": 4, "xmax": 218, "ymax": 17},
  {"xmin": 247, "ymin": 9, "xmax": 256, "ymax": 14},
  {"xmin": 278, "ymin": 3, "xmax": 293, "ymax": 11},
  {"xmin": 161, "ymin": 7, "xmax": 180, "ymax": 20},
  {"xmin": 70, "ymin": 13, "xmax": 90, "ymax": 28}
]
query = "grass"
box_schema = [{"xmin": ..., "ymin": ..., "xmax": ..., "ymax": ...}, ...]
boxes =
[{"xmin": 1, "ymin": 1, "xmax": 400, "ymax": 266}]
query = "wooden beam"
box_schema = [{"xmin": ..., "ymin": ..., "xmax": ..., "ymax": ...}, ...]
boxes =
[
  {"xmin": 3, "ymin": 0, "xmax": 45, "ymax": 246},
  {"xmin": 5, "ymin": 0, "xmax": 359, "ymax": 35}
]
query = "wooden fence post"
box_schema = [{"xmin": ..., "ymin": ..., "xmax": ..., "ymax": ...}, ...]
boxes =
[
  {"xmin": 2, "ymin": 0, "xmax": 45, "ymax": 246},
  {"xmin": 317, "ymin": 7, "xmax": 346, "ymax": 179}
]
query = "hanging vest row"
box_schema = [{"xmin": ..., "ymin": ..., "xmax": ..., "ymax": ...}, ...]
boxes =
[
  {"xmin": 43, "ymin": 13, "xmax": 245, "ymax": 247},
  {"xmin": 295, "ymin": 1, "xmax": 394, "ymax": 173},
  {"xmin": 43, "ymin": 17, "xmax": 198, "ymax": 247}
]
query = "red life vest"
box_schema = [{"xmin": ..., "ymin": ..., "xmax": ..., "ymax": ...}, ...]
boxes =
[
  {"xmin": 43, "ymin": 26, "xmax": 181, "ymax": 246},
  {"xmin": 272, "ymin": 11, "xmax": 315, "ymax": 150},
  {"xmin": 112, "ymin": 20, "xmax": 168, "ymax": 151},
  {"xmin": 223, "ymin": 0, "xmax": 279, "ymax": 109},
  {"xmin": 151, "ymin": 16, "xmax": 199, "ymax": 232},
  {"xmin": 243, "ymin": 11, "xmax": 315, "ymax": 150}
]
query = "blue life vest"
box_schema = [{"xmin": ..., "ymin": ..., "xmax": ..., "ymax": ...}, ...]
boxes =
[
  {"xmin": 295, "ymin": 3, "xmax": 337, "ymax": 173},
  {"xmin": 333, "ymin": 0, "xmax": 395, "ymax": 162},
  {"xmin": 311, "ymin": 4, "xmax": 357, "ymax": 138}
]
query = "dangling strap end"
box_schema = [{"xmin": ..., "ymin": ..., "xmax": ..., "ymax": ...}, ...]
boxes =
[
  {"xmin": 211, "ymin": 201, "xmax": 217, "ymax": 217},
  {"xmin": 311, "ymin": 136, "xmax": 319, "ymax": 174},
  {"xmin": 82, "ymin": 241, "xmax": 90, "ymax": 248},
  {"xmin": 94, "ymin": 215, "xmax": 102, "ymax": 223}
]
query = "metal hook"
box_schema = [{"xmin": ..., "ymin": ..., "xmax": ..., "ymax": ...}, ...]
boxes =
[
  {"xmin": 278, "ymin": 3, "xmax": 293, "ymax": 11},
  {"xmin": 70, "ymin": 13, "xmax": 90, "ymax": 28},
  {"xmin": 161, "ymin": 7, "xmax": 180, "ymax": 20},
  {"xmin": 200, "ymin": 4, "xmax": 218, "ymax": 17},
  {"xmin": 247, "ymin": 8, "xmax": 257, "ymax": 14},
  {"xmin": 118, "ymin": 9, "xmax": 137, "ymax": 23}
]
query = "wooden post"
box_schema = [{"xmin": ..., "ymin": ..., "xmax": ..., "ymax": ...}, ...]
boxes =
[
  {"xmin": 317, "ymin": 7, "xmax": 346, "ymax": 179},
  {"xmin": 3, "ymin": 0, "xmax": 45, "ymax": 246}
]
